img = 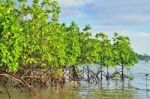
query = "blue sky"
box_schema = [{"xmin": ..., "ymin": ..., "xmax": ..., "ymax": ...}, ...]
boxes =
[{"xmin": 58, "ymin": 0, "xmax": 150, "ymax": 55}]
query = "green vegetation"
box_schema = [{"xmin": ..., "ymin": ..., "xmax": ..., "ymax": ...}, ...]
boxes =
[
  {"xmin": 112, "ymin": 33, "xmax": 138, "ymax": 80},
  {"xmin": 0, "ymin": 0, "xmax": 138, "ymax": 96}
]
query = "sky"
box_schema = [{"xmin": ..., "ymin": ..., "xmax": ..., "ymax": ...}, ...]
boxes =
[{"xmin": 58, "ymin": 0, "xmax": 150, "ymax": 55}]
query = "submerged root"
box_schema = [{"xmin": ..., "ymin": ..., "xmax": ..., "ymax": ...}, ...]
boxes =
[
  {"xmin": 0, "ymin": 73, "xmax": 36, "ymax": 96},
  {"xmin": 0, "ymin": 66, "xmax": 133, "ymax": 96}
]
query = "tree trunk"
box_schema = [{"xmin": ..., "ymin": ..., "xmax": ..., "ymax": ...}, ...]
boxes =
[
  {"xmin": 87, "ymin": 65, "xmax": 90, "ymax": 82},
  {"xmin": 106, "ymin": 66, "xmax": 109, "ymax": 80},
  {"xmin": 146, "ymin": 76, "xmax": 148, "ymax": 91},
  {"xmin": 101, "ymin": 66, "xmax": 103, "ymax": 81},
  {"xmin": 121, "ymin": 64, "xmax": 124, "ymax": 81},
  {"xmin": 71, "ymin": 65, "xmax": 79, "ymax": 83}
]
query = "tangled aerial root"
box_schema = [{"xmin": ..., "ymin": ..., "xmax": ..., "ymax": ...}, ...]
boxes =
[
  {"xmin": 0, "ymin": 66, "xmax": 132, "ymax": 96},
  {"xmin": 0, "ymin": 73, "xmax": 36, "ymax": 96}
]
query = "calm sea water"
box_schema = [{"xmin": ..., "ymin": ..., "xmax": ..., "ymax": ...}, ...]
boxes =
[{"xmin": 0, "ymin": 62, "xmax": 150, "ymax": 99}]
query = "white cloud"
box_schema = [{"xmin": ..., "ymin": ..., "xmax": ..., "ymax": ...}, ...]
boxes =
[
  {"xmin": 115, "ymin": 15, "xmax": 150, "ymax": 25},
  {"xmin": 58, "ymin": 0, "xmax": 93, "ymax": 8},
  {"xmin": 60, "ymin": 9, "xmax": 87, "ymax": 18},
  {"xmin": 58, "ymin": 0, "xmax": 150, "ymax": 55},
  {"xmin": 88, "ymin": 0, "xmax": 150, "ymax": 25},
  {"xmin": 58, "ymin": 0, "xmax": 91, "ymax": 20},
  {"xmin": 92, "ymin": 25, "xmax": 150, "ymax": 54}
]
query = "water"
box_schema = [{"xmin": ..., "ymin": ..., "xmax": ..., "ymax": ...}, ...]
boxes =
[{"xmin": 0, "ymin": 62, "xmax": 150, "ymax": 99}]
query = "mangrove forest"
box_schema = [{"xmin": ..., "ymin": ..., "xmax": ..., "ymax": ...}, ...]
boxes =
[{"xmin": 0, "ymin": 0, "xmax": 138, "ymax": 97}]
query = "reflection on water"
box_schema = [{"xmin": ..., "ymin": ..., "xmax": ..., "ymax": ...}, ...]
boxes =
[
  {"xmin": 0, "ymin": 62, "xmax": 150, "ymax": 99},
  {"xmin": 0, "ymin": 85, "xmax": 135, "ymax": 99},
  {"xmin": 84, "ymin": 89, "xmax": 134, "ymax": 99}
]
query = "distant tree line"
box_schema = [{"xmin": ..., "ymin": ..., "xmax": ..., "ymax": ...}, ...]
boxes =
[{"xmin": 138, "ymin": 54, "xmax": 150, "ymax": 62}]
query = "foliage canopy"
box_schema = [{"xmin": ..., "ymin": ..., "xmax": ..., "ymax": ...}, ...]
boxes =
[{"xmin": 0, "ymin": 0, "xmax": 138, "ymax": 72}]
